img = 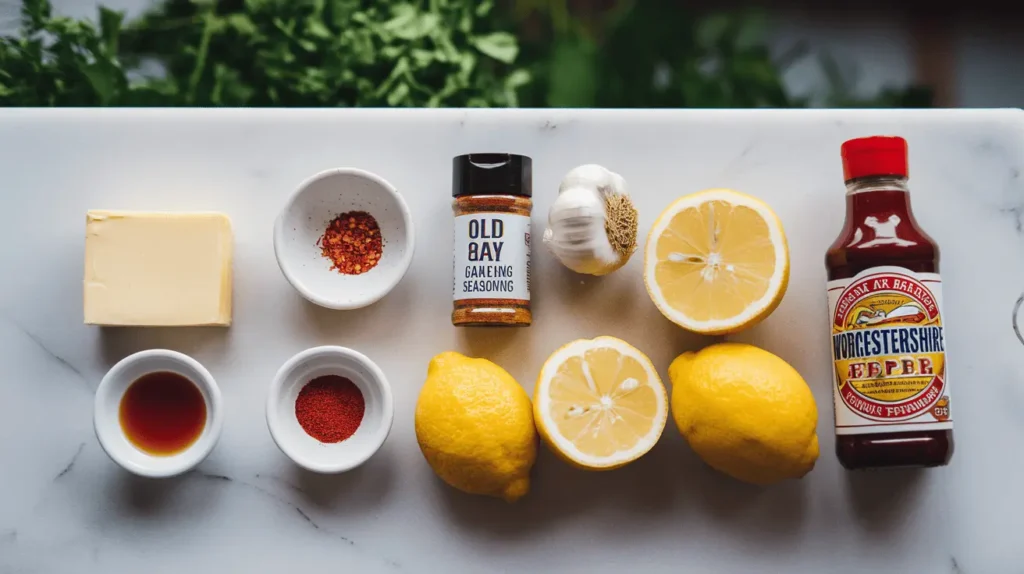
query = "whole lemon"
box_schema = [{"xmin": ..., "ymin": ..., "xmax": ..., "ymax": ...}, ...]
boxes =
[
  {"xmin": 415, "ymin": 352, "xmax": 537, "ymax": 502},
  {"xmin": 670, "ymin": 343, "xmax": 818, "ymax": 485}
]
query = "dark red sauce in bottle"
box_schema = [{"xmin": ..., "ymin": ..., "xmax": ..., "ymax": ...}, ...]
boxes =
[{"xmin": 825, "ymin": 136, "xmax": 954, "ymax": 470}]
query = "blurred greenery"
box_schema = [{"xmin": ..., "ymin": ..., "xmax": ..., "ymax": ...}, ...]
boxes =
[
  {"xmin": 511, "ymin": 0, "xmax": 932, "ymax": 108},
  {"xmin": 0, "ymin": 0, "xmax": 137, "ymax": 105},
  {"xmin": 0, "ymin": 0, "xmax": 528, "ymax": 105},
  {"xmin": 0, "ymin": 0, "xmax": 932, "ymax": 108},
  {"xmin": 514, "ymin": 1, "xmax": 801, "ymax": 107}
]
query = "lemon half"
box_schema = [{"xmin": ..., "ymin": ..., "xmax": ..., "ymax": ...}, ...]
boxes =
[
  {"xmin": 534, "ymin": 337, "xmax": 668, "ymax": 470},
  {"xmin": 644, "ymin": 189, "xmax": 789, "ymax": 334}
]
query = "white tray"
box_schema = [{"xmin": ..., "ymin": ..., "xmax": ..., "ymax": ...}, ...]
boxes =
[{"xmin": 1, "ymin": 109, "xmax": 1022, "ymax": 573}]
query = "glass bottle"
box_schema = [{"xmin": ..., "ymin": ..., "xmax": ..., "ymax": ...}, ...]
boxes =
[{"xmin": 825, "ymin": 136, "xmax": 954, "ymax": 469}]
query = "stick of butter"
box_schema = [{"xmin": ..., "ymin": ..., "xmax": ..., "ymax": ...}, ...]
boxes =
[{"xmin": 84, "ymin": 211, "xmax": 233, "ymax": 326}]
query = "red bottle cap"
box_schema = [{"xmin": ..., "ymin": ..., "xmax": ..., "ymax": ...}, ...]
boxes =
[{"xmin": 841, "ymin": 136, "xmax": 908, "ymax": 181}]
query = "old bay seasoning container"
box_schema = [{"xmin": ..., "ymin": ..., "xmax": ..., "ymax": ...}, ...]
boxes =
[{"xmin": 452, "ymin": 153, "xmax": 532, "ymax": 326}]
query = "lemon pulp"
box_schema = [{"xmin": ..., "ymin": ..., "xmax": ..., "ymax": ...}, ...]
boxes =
[
  {"xmin": 535, "ymin": 337, "xmax": 667, "ymax": 469},
  {"xmin": 645, "ymin": 189, "xmax": 788, "ymax": 334}
]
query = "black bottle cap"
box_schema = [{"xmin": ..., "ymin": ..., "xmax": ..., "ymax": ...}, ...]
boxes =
[{"xmin": 453, "ymin": 153, "xmax": 532, "ymax": 197}]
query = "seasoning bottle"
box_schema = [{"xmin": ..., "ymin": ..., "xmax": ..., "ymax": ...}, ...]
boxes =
[
  {"xmin": 452, "ymin": 153, "xmax": 532, "ymax": 327},
  {"xmin": 826, "ymin": 136, "xmax": 953, "ymax": 469}
]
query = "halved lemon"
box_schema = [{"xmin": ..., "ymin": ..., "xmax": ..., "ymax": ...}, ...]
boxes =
[
  {"xmin": 534, "ymin": 336, "xmax": 668, "ymax": 470},
  {"xmin": 643, "ymin": 189, "xmax": 789, "ymax": 335}
]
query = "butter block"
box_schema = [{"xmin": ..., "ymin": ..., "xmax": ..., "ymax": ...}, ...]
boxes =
[{"xmin": 84, "ymin": 211, "xmax": 233, "ymax": 326}]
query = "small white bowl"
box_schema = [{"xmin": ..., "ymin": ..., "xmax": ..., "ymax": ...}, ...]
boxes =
[
  {"xmin": 267, "ymin": 346, "xmax": 394, "ymax": 474},
  {"xmin": 274, "ymin": 168, "xmax": 415, "ymax": 310},
  {"xmin": 94, "ymin": 350, "xmax": 223, "ymax": 478}
]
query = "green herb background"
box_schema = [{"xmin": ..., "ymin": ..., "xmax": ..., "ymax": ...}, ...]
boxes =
[{"xmin": 0, "ymin": 0, "xmax": 932, "ymax": 107}]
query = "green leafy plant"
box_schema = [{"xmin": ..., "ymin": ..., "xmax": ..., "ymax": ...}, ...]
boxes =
[
  {"xmin": 119, "ymin": 0, "xmax": 529, "ymax": 106},
  {"xmin": 0, "ymin": 0, "xmax": 142, "ymax": 105},
  {"xmin": 0, "ymin": 0, "xmax": 930, "ymax": 108},
  {"xmin": 0, "ymin": 0, "xmax": 530, "ymax": 107}
]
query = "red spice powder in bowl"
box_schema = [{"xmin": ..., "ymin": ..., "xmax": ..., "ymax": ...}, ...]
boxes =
[
  {"xmin": 267, "ymin": 346, "xmax": 394, "ymax": 474},
  {"xmin": 274, "ymin": 168, "xmax": 415, "ymax": 310},
  {"xmin": 295, "ymin": 375, "xmax": 365, "ymax": 443}
]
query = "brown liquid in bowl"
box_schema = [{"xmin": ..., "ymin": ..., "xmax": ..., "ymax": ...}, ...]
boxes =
[{"xmin": 119, "ymin": 371, "xmax": 207, "ymax": 456}]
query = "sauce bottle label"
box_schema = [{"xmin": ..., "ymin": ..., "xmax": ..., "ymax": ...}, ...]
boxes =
[
  {"xmin": 827, "ymin": 266, "xmax": 952, "ymax": 435},
  {"xmin": 453, "ymin": 213, "xmax": 531, "ymax": 301}
]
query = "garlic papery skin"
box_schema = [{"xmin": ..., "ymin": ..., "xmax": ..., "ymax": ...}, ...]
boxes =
[{"xmin": 543, "ymin": 164, "xmax": 637, "ymax": 276}]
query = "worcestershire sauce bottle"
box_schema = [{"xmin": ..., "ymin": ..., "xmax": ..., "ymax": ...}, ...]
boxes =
[{"xmin": 826, "ymin": 136, "xmax": 953, "ymax": 469}]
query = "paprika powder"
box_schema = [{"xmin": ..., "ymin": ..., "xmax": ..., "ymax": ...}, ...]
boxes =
[{"xmin": 294, "ymin": 375, "xmax": 365, "ymax": 443}]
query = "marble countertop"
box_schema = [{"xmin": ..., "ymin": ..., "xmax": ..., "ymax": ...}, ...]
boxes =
[{"xmin": 1, "ymin": 109, "xmax": 1022, "ymax": 574}]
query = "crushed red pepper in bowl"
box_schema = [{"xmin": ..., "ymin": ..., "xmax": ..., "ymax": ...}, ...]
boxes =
[{"xmin": 317, "ymin": 211, "xmax": 383, "ymax": 274}]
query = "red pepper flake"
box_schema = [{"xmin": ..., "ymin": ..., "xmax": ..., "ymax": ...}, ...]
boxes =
[
  {"xmin": 294, "ymin": 375, "xmax": 365, "ymax": 443},
  {"xmin": 317, "ymin": 211, "xmax": 383, "ymax": 275}
]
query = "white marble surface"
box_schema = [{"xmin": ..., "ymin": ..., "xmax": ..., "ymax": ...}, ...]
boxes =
[{"xmin": 1, "ymin": 109, "xmax": 1023, "ymax": 573}]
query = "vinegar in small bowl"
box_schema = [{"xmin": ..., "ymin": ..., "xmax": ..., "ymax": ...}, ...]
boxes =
[{"xmin": 119, "ymin": 371, "xmax": 207, "ymax": 456}]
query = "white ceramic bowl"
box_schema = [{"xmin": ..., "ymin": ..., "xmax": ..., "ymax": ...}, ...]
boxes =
[
  {"xmin": 274, "ymin": 168, "xmax": 415, "ymax": 310},
  {"xmin": 267, "ymin": 346, "xmax": 394, "ymax": 474},
  {"xmin": 94, "ymin": 350, "xmax": 223, "ymax": 478}
]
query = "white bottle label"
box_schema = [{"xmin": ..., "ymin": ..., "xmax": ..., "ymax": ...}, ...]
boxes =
[
  {"xmin": 453, "ymin": 213, "xmax": 531, "ymax": 301},
  {"xmin": 827, "ymin": 266, "xmax": 952, "ymax": 435}
]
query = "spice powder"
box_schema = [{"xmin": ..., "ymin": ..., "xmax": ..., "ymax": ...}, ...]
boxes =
[
  {"xmin": 294, "ymin": 375, "xmax": 365, "ymax": 443},
  {"xmin": 452, "ymin": 194, "xmax": 532, "ymax": 326},
  {"xmin": 318, "ymin": 211, "xmax": 383, "ymax": 275}
]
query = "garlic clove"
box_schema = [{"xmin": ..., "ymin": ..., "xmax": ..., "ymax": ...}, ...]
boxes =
[{"xmin": 544, "ymin": 165, "xmax": 638, "ymax": 276}]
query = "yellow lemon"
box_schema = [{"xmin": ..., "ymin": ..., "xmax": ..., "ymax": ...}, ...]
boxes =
[
  {"xmin": 670, "ymin": 343, "xmax": 819, "ymax": 485},
  {"xmin": 534, "ymin": 337, "xmax": 668, "ymax": 470},
  {"xmin": 415, "ymin": 352, "xmax": 536, "ymax": 502},
  {"xmin": 644, "ymin": 189, "xmax": 789, "ymax": 334}
]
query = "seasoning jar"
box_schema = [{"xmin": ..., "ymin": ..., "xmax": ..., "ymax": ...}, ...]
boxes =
[{"xmin": 452, "ymin": 153, "xmax": 532, "ymax": 327}]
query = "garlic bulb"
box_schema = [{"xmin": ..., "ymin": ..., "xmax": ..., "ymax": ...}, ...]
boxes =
[{"xmin": 543, "ymin": 164, "xmax": 638, "ymax": 276}]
